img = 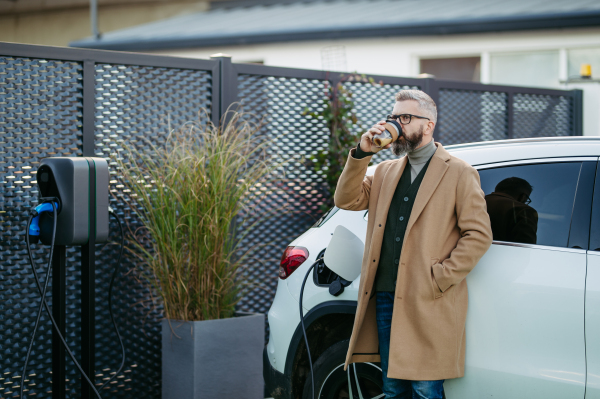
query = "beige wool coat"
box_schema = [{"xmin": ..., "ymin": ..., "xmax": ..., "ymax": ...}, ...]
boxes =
[{"xmin": 334, "ymin": 142, "xmax": 492, "ymax": 381}]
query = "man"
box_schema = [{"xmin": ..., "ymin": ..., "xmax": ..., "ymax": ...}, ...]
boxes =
[
  {"xmin": 485, "ymin": 177, "xmax": 538, "ymax": 244},
  {"xmin": 334, "ymin": 90, "xmax": 493, "ymax": 399}
]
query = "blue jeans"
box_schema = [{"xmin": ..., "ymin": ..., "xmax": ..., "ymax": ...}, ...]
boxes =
[{"xmin": 376, "ymin": 292, "xmax": 445, "ymax": 399}]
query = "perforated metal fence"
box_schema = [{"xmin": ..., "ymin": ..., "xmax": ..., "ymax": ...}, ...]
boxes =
[
  {"xmin": 0, "ymin": 44, "xmax": 218, "ymax": 399},
  {"xmin": 0, "ymin": 43, "xmax": 582, "ymax": 399},
  {"xmin": 234, "ymin": 72, "xmax": 329, "ymax": 316},
  {"xmin": 512, "ymin": 93, "xmax": 574, "ymax": 138},
  {"xmin": 434, "ymin": 81, "xmax": 581, "ymax": 145},
  {"xmin": 437, "ymin": 89, "xmax": 508, "ymax": 145},
  {"xmin": 0, "ymin": 55, "xmax": 84, "ymax": 398}
]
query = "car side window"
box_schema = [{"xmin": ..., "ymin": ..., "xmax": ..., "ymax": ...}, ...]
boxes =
[
  {"xmin": 311, "ymin": 206, "xmax": 339, "ymax": 228},
  {"xmin": 478, "ymin": 162, "xmax": 583, "ymax": 248}
]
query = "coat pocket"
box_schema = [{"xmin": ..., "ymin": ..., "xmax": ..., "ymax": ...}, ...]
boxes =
[{"xmin": 430, "ymin": 258, "xmax": 443, "ymax": 299}]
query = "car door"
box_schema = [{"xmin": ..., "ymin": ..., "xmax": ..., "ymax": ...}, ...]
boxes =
[
  {"xmin": 445, "ymin": 158, "xmax": 596, "ymax": 399},
  {"xmin": 586, "ymin": 162, "xmax": 600, "ymax": 399}
]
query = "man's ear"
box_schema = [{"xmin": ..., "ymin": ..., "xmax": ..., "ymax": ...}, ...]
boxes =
[{"xmin": 427, "ymin": 121, "xmax": 435, "ymax": 136}]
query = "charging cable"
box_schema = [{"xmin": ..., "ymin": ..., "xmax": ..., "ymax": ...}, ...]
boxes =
[
  {"xmin": 21, "ymin": 200, "xmax": 59, "ymax": 398},
  {"xmin": 22, "ymin": 203, "xmax": 126, "ymax": 398},
  {"xmin": 299, "ymin": 257, "xmax": 323, "ymax": 399},
  {"xmin": 23, "ymin": 199, "xmax": 102, "ymax": 398},
  {"xmin": 22, "ymin": 200, "xmax": 103, "ymax": 398},
  {"xmin": 300, "ymin": 256, "xmax": 363, "ymax": 399},
  {"xmin": 98, "ymin": 207, "xmax": 126, "ymax": 391}
]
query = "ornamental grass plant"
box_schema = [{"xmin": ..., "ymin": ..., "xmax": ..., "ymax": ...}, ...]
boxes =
[{"xmin": 118, "ymin": 111, "xmax": 283, "ymax": 322}]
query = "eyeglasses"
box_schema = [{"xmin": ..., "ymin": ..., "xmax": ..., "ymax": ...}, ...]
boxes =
[
  {"xmin": 523, "ymin": 194, "xmax": 532, "ymax": 205},
  {"xmin": 387, "ymin": 113, "xmax": 431, "ymax": 125}
]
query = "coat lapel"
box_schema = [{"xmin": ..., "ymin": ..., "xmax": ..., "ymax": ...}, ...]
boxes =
[
  {"xmin": 363, "ymin": 157, "xmax": 407, "ymax": 279},
  {"xmin": 405, "ymin": 143, "xmax": 450, "ymax": 236}
]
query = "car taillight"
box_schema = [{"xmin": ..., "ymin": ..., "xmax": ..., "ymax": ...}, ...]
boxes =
[{"xmin": 279, "ymin": 246, "xmax": 309, "ymax": 280}]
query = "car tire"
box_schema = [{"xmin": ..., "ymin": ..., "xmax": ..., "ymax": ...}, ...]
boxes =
[{"xmin": 302, "ymin": 339, "xmax": 384, "ymax": 399}]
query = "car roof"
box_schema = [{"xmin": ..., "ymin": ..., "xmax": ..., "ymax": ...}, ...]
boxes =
[{"xmin": 365, "ymin": 137, "xmax": 600, "ymax": 175}]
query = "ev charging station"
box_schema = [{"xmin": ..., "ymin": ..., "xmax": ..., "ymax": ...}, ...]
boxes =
[
  {"xmin": 34, "ymin": 157, "xmax": 109, "ymax": 246},
  {"xmin": 25, "ymin": 156, "xmax": 122, "ymax": 399}
]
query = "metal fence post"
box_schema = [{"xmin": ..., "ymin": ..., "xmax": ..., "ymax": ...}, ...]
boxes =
[
  {"xmin": 81, "ymin": 59, "xmax": 96, "ymax": 399},
  {"xmin": 507, "ymin": 91, "xmax": 514, "ymax": 139},
  {"xmin": 572, "ymin": 89, "xmax": 584, "ymax": 136},
  {"xmin": 211, "ymin": 54, "xmax": 238, "ymax": 127},
  {"xmin": 52, "ymin": 246, "xmax": 66, "ymax": 399},
  {"xmin": 422, "ymin": 78, "xmax": 440, "ymax": 141}
]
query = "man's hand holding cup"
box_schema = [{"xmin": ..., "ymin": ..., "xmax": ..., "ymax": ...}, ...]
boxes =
[{"xmin": 360, "ymin": 120, "xmax": 394, "ymax": 153}]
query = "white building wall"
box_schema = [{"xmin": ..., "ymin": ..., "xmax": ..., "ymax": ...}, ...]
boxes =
[
  {"xmin": 153, "ymin": 27, "xmax": 600, "ymax": 87},
  {"xmin": 566, "ymin": 81, "xmax": 600, "ymax": 137}
]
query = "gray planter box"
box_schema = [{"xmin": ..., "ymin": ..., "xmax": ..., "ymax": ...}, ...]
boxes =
[{"xmin": 162, "ymin": 313, "xmax": 265, "ymax": 399}]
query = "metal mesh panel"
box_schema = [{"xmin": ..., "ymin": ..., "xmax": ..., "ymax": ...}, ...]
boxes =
[
  {"xmin": 0, "ymin": 49, "xmax": 582, "ymax": 399},
  {"xmin": 0, "ymin": 56, "xmax": 83, "ymax": 398},
  {"xmin": 344, "ymin": 81, "xmax": 420, "ymax": 164},
  {"xmin": 235, "ymin": 74, "xmax": 329, "ymax": 318},
  {"xmin": 93, "ymin": 63, "xmax": 212, "ymax": 398},
  {"xmin": 513, "ymin": 93, "xmax": 572, "ymax": 138},
  {"xmin": 437, "ymin": 89, "xmax": 508, "ymax": 145}
]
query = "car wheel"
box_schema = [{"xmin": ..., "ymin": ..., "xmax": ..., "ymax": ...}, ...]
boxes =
[{"xmin": 302, "ymin": 339, "xmax": 384, "ymax": 399}]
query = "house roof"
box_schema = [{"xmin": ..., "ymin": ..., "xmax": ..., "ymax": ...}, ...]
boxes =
[{"xmin": 70, "ymin": 0, "xmax": 600, "ymax": 51}]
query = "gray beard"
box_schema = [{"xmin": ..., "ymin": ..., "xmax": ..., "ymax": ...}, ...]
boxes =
[{"xmin": 392, "ymin": 125, "xmax": 425, "ymax": 156}]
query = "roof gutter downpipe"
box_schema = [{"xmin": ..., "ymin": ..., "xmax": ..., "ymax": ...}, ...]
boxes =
[{"xmin": 90, "ymin": 0, "xmax": 101, "ymax": 40}]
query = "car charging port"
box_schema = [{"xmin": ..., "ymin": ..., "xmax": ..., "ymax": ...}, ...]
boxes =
[{"xmin": 313, "ymin": 248, "xmax": 352, "ymax": 295}]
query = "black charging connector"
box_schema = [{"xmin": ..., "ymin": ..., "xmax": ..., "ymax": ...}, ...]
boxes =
[
  {"xmin": 39, "ymin": 196, "xmax": 62, "ymax": 213},
  {"xmin": 328, "ymin": 276, "xmax": 352, "ymax": 297}
]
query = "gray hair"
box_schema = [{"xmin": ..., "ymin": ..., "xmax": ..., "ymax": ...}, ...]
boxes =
[{"xmin": 395, "ymin": 89, "xmax": 437, "ymax": 124}]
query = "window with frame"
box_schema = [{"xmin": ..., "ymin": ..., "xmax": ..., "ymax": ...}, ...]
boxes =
[
  {"xmin": 478, "ymin": 162, "xmax": 582, "ymax": 248},
  {"xmin": 420, "ymin": 57, "xmax": 481, "ymax": 82},
  {"xmin": 490, "ymin": 51, "xmax": 560, "ymax": 88}
]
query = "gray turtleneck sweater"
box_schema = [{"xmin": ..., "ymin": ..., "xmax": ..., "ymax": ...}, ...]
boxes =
[
  {"xmin": 354, "ymin": 138, "xmax": 437, "ymax": 181},
  {"xmin": 406, "ymin": 139, "xmax": 436, "ymax": 182}
]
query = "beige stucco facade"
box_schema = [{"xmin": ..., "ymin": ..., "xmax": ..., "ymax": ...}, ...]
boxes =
[{"xmin": 0, "ymin": 0, "xmax": 211, "ymax": 47}]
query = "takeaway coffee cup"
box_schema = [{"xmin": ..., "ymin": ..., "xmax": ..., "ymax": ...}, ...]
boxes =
[{"xmin": 371, "ymin": 119, "xmax": 402, "ymax": 149}]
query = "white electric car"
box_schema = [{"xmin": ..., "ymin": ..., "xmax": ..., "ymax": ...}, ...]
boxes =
[{"xmin": 263, "ymin": 137, "xmax": 600, "ymax": 399}]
